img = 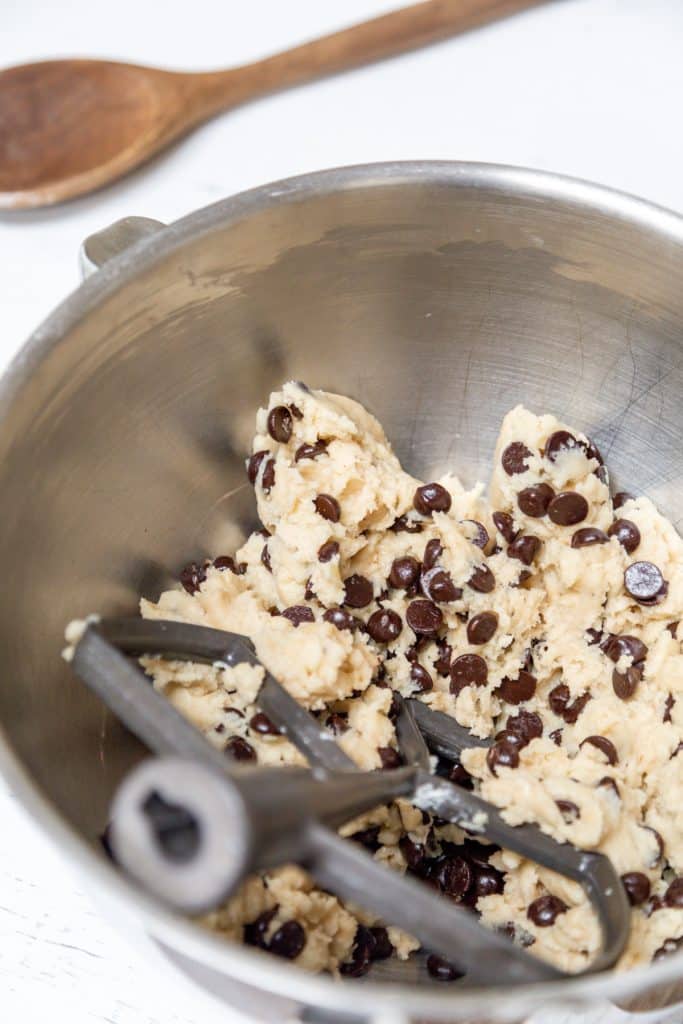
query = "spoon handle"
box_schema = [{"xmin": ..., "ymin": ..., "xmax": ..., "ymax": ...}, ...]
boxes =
[{"xmin": 190, "ymin": 0, "xmax": 545, "ymax": 116}]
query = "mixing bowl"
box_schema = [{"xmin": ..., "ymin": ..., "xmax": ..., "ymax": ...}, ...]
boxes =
[{"xmin": 2, "ymin": 161, "xmax": 683, "ymax": 1023}]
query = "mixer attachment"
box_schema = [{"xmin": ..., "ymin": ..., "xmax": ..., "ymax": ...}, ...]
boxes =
[{"xmin": 70, "ymin": 618, "xmax": 630, "ymax": 984}]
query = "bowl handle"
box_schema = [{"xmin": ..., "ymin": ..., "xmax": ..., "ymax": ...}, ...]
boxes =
[{"xmin": 79, "ymin": 216, "xmax": 166, "ymax": 278}]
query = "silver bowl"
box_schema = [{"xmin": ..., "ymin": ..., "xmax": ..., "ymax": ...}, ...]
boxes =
[{"xmin": 2, "ymin": 162, "xmax": 683, "ymax": 1023}]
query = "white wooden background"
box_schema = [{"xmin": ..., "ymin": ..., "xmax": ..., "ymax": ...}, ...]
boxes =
[{"xmin": 3, "ymin": 1, "xmax": 683, "ymax": 1021}]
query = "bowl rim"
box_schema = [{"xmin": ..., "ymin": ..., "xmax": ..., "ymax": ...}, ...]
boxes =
[{"xmin": 2, "ymin": 160, "xmax": 683, "ymax": 1017}]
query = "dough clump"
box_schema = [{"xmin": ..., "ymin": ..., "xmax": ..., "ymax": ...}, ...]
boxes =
[{"xmin": 139, "ymin": 384, "xmax": 683, "ymax": 977}]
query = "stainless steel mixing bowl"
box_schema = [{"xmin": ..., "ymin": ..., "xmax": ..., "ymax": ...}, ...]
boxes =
[{"xmin": 2, "ymin": 162, "xmax": 683, "ymax": 1023}]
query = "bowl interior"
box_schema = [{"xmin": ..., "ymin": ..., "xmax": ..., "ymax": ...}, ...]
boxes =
[{"xmin": 1, "ymin": 164, "xmax": 683, "ymax": 924}]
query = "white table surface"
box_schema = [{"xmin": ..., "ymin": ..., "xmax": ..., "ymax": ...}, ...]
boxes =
[{"xmin": 2, "ymin": 1, "xmax": 683, "ymax": 1021}]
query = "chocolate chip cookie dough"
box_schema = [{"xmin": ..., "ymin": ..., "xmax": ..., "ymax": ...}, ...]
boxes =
[{"xmin": 140, "ymin": 382, "xmax": 683, "ymax": 978}]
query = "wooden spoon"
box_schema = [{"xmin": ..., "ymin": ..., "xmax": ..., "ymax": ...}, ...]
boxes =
[{"xmin": 0, "ymin": 0, "xmax": 544, "ymax": 209}]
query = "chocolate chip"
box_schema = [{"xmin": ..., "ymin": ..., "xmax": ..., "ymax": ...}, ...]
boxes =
[
  {"xmin": 367, "ymin": 608, "xmax": 403, "ymax": 643},
  {"xmin": 518, "ymin": 483, "xmax": 555, "ymax": 518},
  {"xmin": 608, "ymin": 518, "xmax": 641, "ymax": 554},
  {"xmin": 643, "ymin": 826, "xmax": 664, "ymax": 865},
  {"xmin": 555, "ymin": 799, "xmax": 580, "ymax": 824},
  {"xmin": 261, "ymin": 545, "xmax": 272, "ymax": 572},
  {"xmin": 549, "ymin": 684, "xmax": 591, "ymax": 723},
  {"xmin": 225, "ymin": 737, "xmax": 257, "ymax": 762},
  {"xmin": 436, "ymin": 855, "xmax": 472, "ymax": 898},
  {"xmin": 600, "ymin": 631, "xmax": 646, "ymax": 661},
  {"xmin": 450, "ymin": 653, "xmax": 488, "ymax": 692},
  {"xmin": 343, "ymin": 574, "xmax": 374, "ymax": 608},
  {"xmin": 213, "ymin": 555, "xmax": 237, "ymax": 572},
  {"xmin": 405, "ymin": 638, "xmax": 426, "ymax": 664},
  {"xmin": 462, "ymin": 520, "xmax": 489, "ymax": 550},
  {"xmin": 461, "ymin": 838, "xmax": 499, "ymax": 867},
  {"xmin": 549, "ymin": 728, "xmax": 562, "ymax": 746},
  {"xmin": 581, "ymin": 735, "xmax": 618, "ymax": 765},
  {"xmin": 326, "ymin": 712, "xmax": 349, "ymax": 735},
  {"xmin": 406, "ymin": 599, "xmax": 443, "ymax": 636},
  {"xmin": 667, "ymin": 621, "xmax": 680, "ymax": 639},
  {"xmin": 612, "ymin": 665, "xmax": 642, "ymax": 700},
  {"xmin": 571, "ymin": 527, "xmax": 609, "ymax": 548},
  {"xmin": 281, "ymin": 605, "xmax": 315, "ymax": 627},
  {"xmin": 340, "ymin": 926, "xmax": 375, "ymax": 977},
  {"xmin": 414, "ymin": 483, "xmax": 452, "ymax": 516},
  {"xmin": 318, "ymin": 539, "xmax": 339, "ymax": 562},
  {"xmin": 495, "ymin": 728, "xmax": 524, "ymax": 749},
  {"xmin": 313, "ymin": 493, "xmax": 340, "ymax": 522},
  {"xmin": 665, "ymin": 878, "xmax": 683, "ymax": 908},
  {"xmin": 423, "ymin": 538, "xmax": 443, "ymax": 570},
  {"xmin": 390, "ymin": 515, "xmax": 423, "ymax": 534},
  {"xmin": 180, "ymin": 561, "xmax": 206, "ymax": 594},
  {"xmin": 434, "ymin": 640, "xmax": 452, "ymax": 677},
  {"xmin": 445, "ymin": 761, "xmax": 473, "ymax": 789},
  {"xmin": 624, "ymin": 561, "xmax": 668, "ymax": 604},
  {"xmin": 467, "ymin": 611, "xmax": 498, "ymax": 645},
  {"xmin": 597, "ymin": 776, "xmax": 620, "ymax": 798},
  {"xmin": 644, "ymin": 895, "xmax": 664, "ymax": 916},
  {"xmin": 261, "ymin": 459, "xmax": 276, "ymax": 492},
  {"xmin": 497, "ymin": 671, "xmax": 536, "ymax": 704},
  {"xmin": 247, "ymin": 450, "xmax": 268, "ymax": 484},
  {"xmin": 267, "ymin": 406, "xmax": 293, "ymax": 443},
  {"xmin": 269, "ymin": 920, "xmax": 306, "ymax": 959},
  {"xmin": 506, "ymin": 710, "xmax": 543, "ymax": 745},
  {"xmin": 544, "ymin": 430, "xmax": 582, "ymax": 461},
  {"xmin": 502, "ymin": 441, "xmax": 532, "ymax": 475},
  {"xmin": 527, "ymin": 894, "xmax": 568, "ymax": 927},
  {"xmin": 548, "ymin": 684, "xmax": 570, "ymax": 716},
  {"xmin": 613, "ymin": 491, "xmax": 634, "ymax": 509},
  {"xmin": 399, "ymin": 836, "xmax": 425, "ymax": 870},
  {"xmin": 379, "ymin": 746, "xmax": 402, "ymax": 770},
  {"xmin": 421, "ymin": 566, "xmax": 462, "ymax": 603},
  {"xmin": 323, "ymin": 607, "xmax": 357, "ymax": 631},
  {"xmin": 370, "ymin": 926, "xmax": 393, "ymax": 960},
  {"xmin": 567, "ymin": 692, "xmax": 592, "ymax": 724},
  {"xmin": 622, "ymin": 872, "xmax": 651, "ymax": 906},
  {"xmin": 547, "ymin": 491, "xmax": 588, "ymax": 526},
  {"xmin": 223, "ymin": 706, "xmax": 245, "ymax": 718},
  {"xmin": 426, "ymin": 953, "xmax": 463, "ymax": 981},
  {"xmin": 472, "ymin": 864, "xmax": 504, "ymax": 897},
  {"xmin": 507, "ymin": 534, "xmax": 541, "ymax": 565},
  {"xmin": 250, "ymin": 712, "xmax": 281, "ymax": 735},
  {"xmin": 410, "ymin": 664, "xmax": 433, "ymax": 692},
  {"xmin": 244, "ymin": 907, "xmax": 278, "ymax": 948},
  {"xmin": 664, "ymin": 694, "xmax": 675, "ymax": 722},
  {"xmin": 654, "ymin": 937, "xmax": 683, "ymax": 961},
  {"xmin": 389, "ymin": 556, "xmax": 420, "ymax": 589},
  {"xmin": 467, "ymin": 564, "xmax": 495, "ymax": 593},
  {"xmin": 295, "ymin": 440, "xmax": 328, "ymax": 461},
  {"xmin": 492, "ymin": 510, "xmax": 518, "ymax": 543},
  {"xmin": 486, "ymin": 741, "xmax": 519, "ymax": 775},
  {"xmin": 350, "ymin": 826, "xmax": 380, "ymax": 851}
]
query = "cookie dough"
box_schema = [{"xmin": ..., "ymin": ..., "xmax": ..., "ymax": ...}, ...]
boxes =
[{"xmin": 138, "ymin": 382, "xmax": 683, "ymax": 978}]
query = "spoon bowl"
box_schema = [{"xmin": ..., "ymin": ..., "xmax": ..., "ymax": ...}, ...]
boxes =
[
  {"xmin": 0, "ymin": 0, "xmax": 544, "ymax": 208},
  {"xmin": 0, "ymin": 60, "xmax": 196, "ymax": 208}
]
